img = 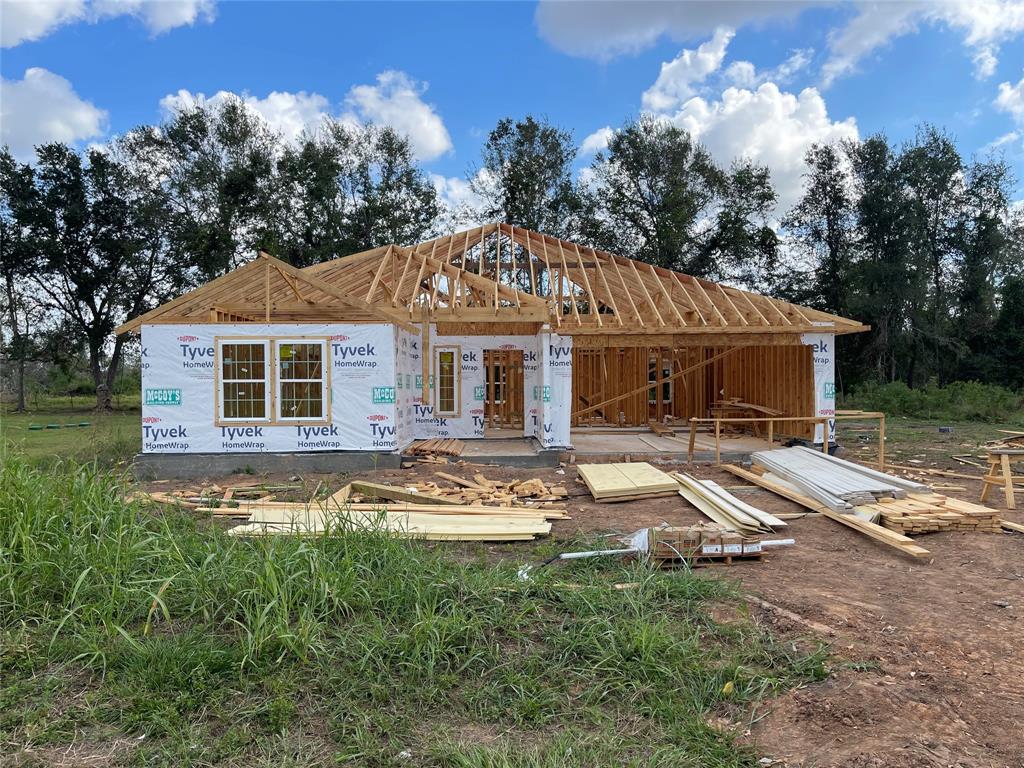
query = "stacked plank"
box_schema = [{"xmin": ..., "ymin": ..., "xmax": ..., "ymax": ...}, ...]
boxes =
[
  {"xmin": 862, "ymin": 493, "xmax": 1002, "ymax": 534},
  {"xmin": 576, "ymin": 462, "xmax": 679, "ymax": 503},
  {"xmin": 671, "ymin": 472, "xmax": 787, "ymax": 535},
  {"xmin": 648, "ymin": 523, "xmax": 764, "ymax": 567},
  {"xmin": 406, "ymin": 438, "xmax": 465, "ymax": 457},
  {"xmin": 751, "ymin": 446, "xmax": 928, "ymax": 512}
]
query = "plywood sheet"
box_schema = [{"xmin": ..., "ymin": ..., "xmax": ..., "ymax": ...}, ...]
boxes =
[{"xmin": 576, "ymin": 462, "xmax": 678, "ymax": 499}]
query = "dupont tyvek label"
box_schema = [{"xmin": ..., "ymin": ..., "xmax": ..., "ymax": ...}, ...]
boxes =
[
  {"xmin": 140, "ymin": 323, "xmax": 396, "ymax": 453},
  {"xmin": 539, "ymin": 332, "xmax": 573, "ymax": 449},
  {"xmin": 801, "ymin": 331, "xmax": 836, "ymax": 444}
]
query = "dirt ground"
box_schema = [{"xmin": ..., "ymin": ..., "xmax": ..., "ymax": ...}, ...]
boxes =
[{"xmin": 147, "ymin": 448, "xmax": 1024, "ymax": 768}]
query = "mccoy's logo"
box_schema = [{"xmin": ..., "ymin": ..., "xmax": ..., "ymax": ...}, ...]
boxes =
[
  {"xmin": 145, "ymin": 388, "xmax": 181, "ymax": 406},
  {"xmin": 372, "ymin": 386, "xmax": 396, "ymax": 404},
  {"xmin": 177, "ymin": 335, "xmax": 199, "ymax": 342},
  {"xmin": 366, "ymin": 413, "xmax": 388, "ymax": 422}
]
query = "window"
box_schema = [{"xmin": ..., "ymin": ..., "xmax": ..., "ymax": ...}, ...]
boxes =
[
  {"xmin": 435, "ymin": 345, "xmax": 460, "ymax": 417},
  {"xmin": 219, "ymin": 341, "xmax": 270, "ymax": 422},
  {"xmin": 215, "ymin": 337, "xmax": 331, "ymax": 426},
  {"xmin": 276, "ymin": 340, "xmax": 327, "ymax": 421}
]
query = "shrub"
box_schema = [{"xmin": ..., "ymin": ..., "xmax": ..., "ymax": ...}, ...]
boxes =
[{"xmin": 843, "ymin": 380, "xmax": 1024, "ymax": 422}]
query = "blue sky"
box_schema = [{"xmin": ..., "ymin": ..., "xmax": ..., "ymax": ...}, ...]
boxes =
[{"xmin": 3, "ymin": 0, "xmax": 1024, "ymax": 215}]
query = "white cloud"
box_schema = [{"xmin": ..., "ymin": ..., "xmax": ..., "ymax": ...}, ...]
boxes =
[
  {"xmin": 92, "ymin": 0, "xmax": 216, "ymax": 36},
  {"xmin": 1, "ymin": 0, "xmax": 215, "ymax": 47},
  {"xmin": 534, "ymin": 0, "xmax": 815, "ymax": 60},
  {"xmin": 159, "ymin": 71, "xmax": 453, "ymax": 162},
  {"xmin": 981, "ymin": 131, "xmax": 1021, "ymax": 152},
  {"xmin": 580, "ymin": 126, "xmax": 614, "ymax": 155},
  {"xmin": 822, "ymin": 0, "xmax": 1024, "ymax": 86},
  {"xmin": 666, "ymin": 83, "xmax": 859, "ymax": 213},
  {"xmin": 726, "ymin": 48, "xmax": 813, "ymax": 88},
  {"xmin": 160, "ymin": 88, "xmax": 332, "ymax": 141},
  {"xmin": 0, "ymin": 0, "xmax": 84, "ymax": 47},
  {"xmin": 995, "ymin": 73, "xmax": 1024, "ymax": 122},
  {"xmin": 641, "ymin": 27, "xmax": 734, "ymax": 112},
  {"xmin": 343, "ymin": 71, "xmax": 452, "ymax": 161},
  {"xmin": 1, "ymin": 67, "xmax": 108, "ymax": 160},
  {"xmin": 430, "ymin": 172, "xmax": 488, "ymax": 229}
]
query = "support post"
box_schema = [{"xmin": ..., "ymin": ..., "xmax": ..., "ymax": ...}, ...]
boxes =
[
  {"xmin": 767, "ymin": 419, "xmax": 774, "ymax": 448},
  {"xmin": 420, "ymin": 305, "xmax": 430, "ymax": 404},
  {"xmin": 878, "ymin": 415, "xmax": 886, "ymax": 470},
  {"xmin": 714, "ymin": 419, "xmax": 721, "ymax": 465},
  {"xmin": 821, "ymin": 420, "xmax": 829, "ymax": 455},
  {"xmin": 688, "ymin": 417, "xmax": 697, "ymax": 464}
]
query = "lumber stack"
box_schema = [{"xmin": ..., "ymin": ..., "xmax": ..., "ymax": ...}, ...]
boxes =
[
  {"xmin": 406, "ymin": 438, "xmax": 464, "ymax": 457},
  {"xmin": 861, "ymin": 493, "xmax": 1002, "ymax": 534},
  {"xmin": 648, "ymin": 523, "xmax": 764, "ymax": 567},
  {"xmin": 576, "ymin": 462, "xmax": 679, "ymax": 502},
  {"xmin": 671, "ymin": 472, "xmax": 786, "ymax": 535}
]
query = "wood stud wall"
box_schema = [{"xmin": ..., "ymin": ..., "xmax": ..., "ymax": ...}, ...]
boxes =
[{"xmin": 572, "ymin": 344, "xmax": 815, "ymax": 438}]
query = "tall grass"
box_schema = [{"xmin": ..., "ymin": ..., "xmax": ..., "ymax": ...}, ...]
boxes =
[
  {"xmin": 843, "ymin": 380, "xmax": 1024, "ymax": 423},
  {"xmin": 1, "ymin": 452, "xmax": 828, "ymax": 766}
]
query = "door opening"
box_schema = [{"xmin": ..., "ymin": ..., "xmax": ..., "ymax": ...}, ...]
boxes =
[{"xmin": 483, "ymin": 349, "xmax": 524, "ymax": 432}]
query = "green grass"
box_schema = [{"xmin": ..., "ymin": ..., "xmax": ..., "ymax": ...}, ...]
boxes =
[
  {"xmin": 0, "ymin": 452, "xmax": 829, "ymax": 766},
  {"xmin": 0, "ymin": 398, "xmax": 140, "ymax": 467}
]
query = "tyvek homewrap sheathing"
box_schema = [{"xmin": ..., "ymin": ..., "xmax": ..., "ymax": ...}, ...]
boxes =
[
  {"xmin": 800, "ymin": 331, "xmax": 836, "ymax": 444},
  {"xmin": 393, "ymin": 328, "xmax": 572, "ymax": 449},
  {"xmin": 141, "ymin": 323, "xmax": 574, "ymax": 455},
  {"xmin": 140, "ymin": 324, "xmax": 398, "ymax": 453}
]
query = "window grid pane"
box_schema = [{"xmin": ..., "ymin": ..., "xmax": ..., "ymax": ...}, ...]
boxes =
[
  {"xmin": 222, "ymin": 343, "xmax": 265, "ymax": 381},
  {"xmin": 278, "ymin": 342, "xmax": 325, "ymax": 420},
  {"xmin": 221, "ymin": 342, "xmax": 267, "ymax": 420},
  {"xmin": 223, "ymin": 381, "xmax": 266, "ymax": 419},
  {"xmin": 438, "ymin": 350, "xmax": 456, "ymax": 413}
]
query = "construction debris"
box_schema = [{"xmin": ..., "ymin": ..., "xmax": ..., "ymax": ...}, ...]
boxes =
[
  {"xmin": 576, "ymin": 462, "xmax": 678, "ymax": 502},
  {"xmin": 861, "ymin": 493, "xmax": 1002, "ymax": 534}
]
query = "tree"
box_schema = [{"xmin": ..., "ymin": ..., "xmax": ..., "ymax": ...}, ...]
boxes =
[
  {"xmin": 21, "ymin": 142, "xmax": 174, "ymax": 409},
  {"xmin": 123, "ymin": 96, "xmax": 279, "ymax": 281},
  {"xmin": 0, "ymin": 148, "xmax": 40, "ymax": 411},
  {"xmin": 584, "ymin": 115, "xmax": 727, "ymax": 275},
  {"xmin": 783, "ymin": 143, "xmax": 856, "ymax": 316},
  {"xmin": 701, "ymin": 160, "xmax": 779, "ymax": 285},
  {"xmin": 471, "ymin": 115, "xmax": 583, "ymax": 237}
]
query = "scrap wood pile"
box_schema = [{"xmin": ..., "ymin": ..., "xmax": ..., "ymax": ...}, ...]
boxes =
[
  {"xmin": 129, "ymin": 480, "xmax": 299, "ymax": 508},
  {"xmin": 139, "ymin": 475, "xmax": 565, "ymax": 542},
  {"xmin": 403, "ymin": 473, "xmax": 568, "ymax": 506},
  {"xmin": 405, "ymin": 438, "xmax": 465, "ymax": 462}
]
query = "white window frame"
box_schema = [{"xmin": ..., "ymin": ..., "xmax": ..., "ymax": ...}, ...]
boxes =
[
  {"xmin": 274, "ymin": 338, "xmax": 330, "ymax": 423},
  {"xmin": 216, "ymin": 339, "xmax": 271, "ymax": 424},
  {"xmin": 434, "ymin": 345, "xmax": 461, "ymax": 418}
]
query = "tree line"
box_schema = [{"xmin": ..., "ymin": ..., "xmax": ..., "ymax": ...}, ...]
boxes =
[{"xmin": 2, "ymin": 98, "xmax": 1022, "ymax": 410}]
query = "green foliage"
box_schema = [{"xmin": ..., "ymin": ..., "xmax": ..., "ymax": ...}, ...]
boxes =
[
  {"xmin": 843, "ymin": 380, "xmax": 1024, "ymax": 423},
  {"xmin": 0, "ymin": 454, "xmax": 828, "ymax": 764}
]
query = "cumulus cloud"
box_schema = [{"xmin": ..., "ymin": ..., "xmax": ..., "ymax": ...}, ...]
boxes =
[
  {"xmin": 1, "ymin": 67, "xmax": 108, "ymax": 160},
  {"xmin": 160, "ymin": 88, "xmax": 333, "ymax": 141},
  {"xmin": 725, "ymin": 48, "xmax": 813, "ymax": 88},
  {"xmin": 343, "ymin": 71, "xmax": 452, "ymax": 161},
  {"xmin": 580, "ymin": 126, "xmax": 614, "ymax": 155},
  {"xmin": 0, "ymin": 0, "xmax": 215, "ymax": 47},
  {"xmin": 995, "ymin": 73, "xmax": 1024, "ymax": 122},
  {"xmin": 159, "ymin": 72, "xmax": 452, "ymax": 162},
  {"xmin": 0, "ymin": 0, "xmax": 84, "ymax": 47},
  {"xmin": 641, "ymin": 28, "xmax": 733, "ymax": 112},
  {"xmin": 822, "ymin": 0, "xmax": 1024, "ymax": 86},
  {"xmin": 666, "ymin": 83, "xmax": 858, "ymax": 213},
  {"xmin": 430, "ymin": 172, "xmax": 488, "ymax": 229},
  {"xmin": 534, "ymin": 0, "xmax": 814, "ymax": 60}
]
